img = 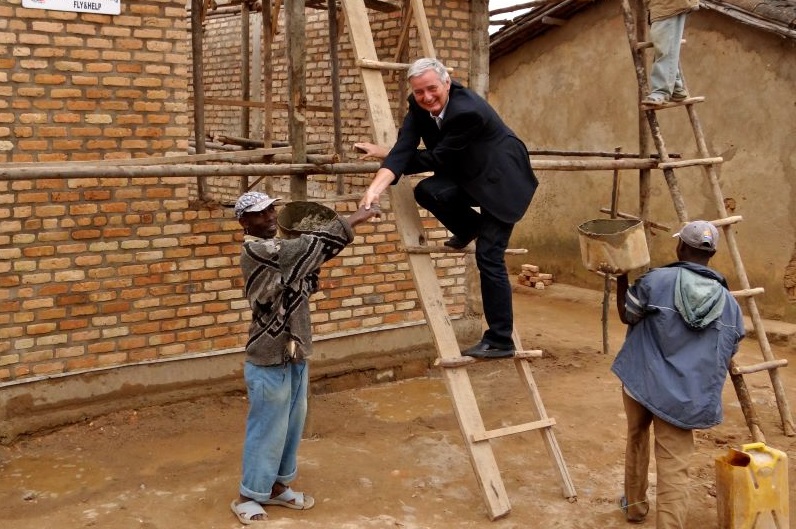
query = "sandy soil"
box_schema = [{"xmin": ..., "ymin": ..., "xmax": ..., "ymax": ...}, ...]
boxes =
[{"xmin": 0, "ymin": 282, "xmax": 794, "ymax": 529}]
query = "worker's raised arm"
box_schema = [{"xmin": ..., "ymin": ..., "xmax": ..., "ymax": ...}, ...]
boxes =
[{"xmin": 360, "ymin": 167, "xmax": 396, "ymax": 210}]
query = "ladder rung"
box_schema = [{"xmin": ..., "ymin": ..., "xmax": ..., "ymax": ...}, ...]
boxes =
[
  {"xmin": 598, "ymin": 208, "xmax": 671, "ymax": 232},
  {"xmin": 363, "ymin": 0, "xmax": 402, "ymax": 13},
  {"xmin": 658, "ymin": 156, "xmax": 723, "ymax": 169},
  {"xmin": 357, "ymin": 58, "xmax": 412, "ymax": 71},
  {"xmin": 471, "ymin": 417, "xmax": 557, "ymax": 442},
  {"xmin": 641, "ymin": 96, "xmax": 705, "ymax": 110},
  {"xmin": 435, "ymin": 349, "xmax": 543, "ymax": 368},
  {"xmin": 402, "ymin": 245, "xmax": 527, "ymax": 255},
  {"xmin": 712, "ymin": 215, "xmax": 743, "ymax": 227},
  {"xmin": 731, "ymin": 359, "xmax": 788, "ymax": 376},
  {"xmin": 731, "ymin": 287, "xmax": 765, "ymax": 299},
  {"xmin": 356, "ymin": 58, "xmax": 455, "ymax": 73},
  {"xmin": 636, "ymin": 38, "xmax": 685, "ymax": 50}
]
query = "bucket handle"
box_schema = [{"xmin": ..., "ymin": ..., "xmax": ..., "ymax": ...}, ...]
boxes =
[{"xmin": 741, "ymin": 442, "xmax": 782, "ymax": 463}]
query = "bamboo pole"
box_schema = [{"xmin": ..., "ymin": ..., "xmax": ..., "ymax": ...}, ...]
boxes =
[{"xmin": 190, "ymin": 0, "xmax": 209, "ymax": 200}]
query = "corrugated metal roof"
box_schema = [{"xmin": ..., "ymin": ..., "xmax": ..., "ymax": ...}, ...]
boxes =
[{"xmin": 490, "ymin": 0, "xmax": 795, "ymax": 60}]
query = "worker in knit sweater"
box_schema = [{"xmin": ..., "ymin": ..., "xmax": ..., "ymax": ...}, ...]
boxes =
[{"xmin": 230, "ymin": 191, "xmax": 377, "ymax": 525}]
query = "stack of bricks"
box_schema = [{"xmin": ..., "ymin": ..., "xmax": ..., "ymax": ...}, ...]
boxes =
[{"xmin": 518, "ymin": 264, "xmax": 554, "ymax": 290}]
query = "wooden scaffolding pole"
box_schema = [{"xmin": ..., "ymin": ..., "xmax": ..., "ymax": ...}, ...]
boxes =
[
  {"xmin": 327, "ymin": 0, "xmax": 345, "ymax": 195},
  {"xmin": 261, "ymin": 0, "xmax": 275, "ymax": 193},
  {"xmin": 240, "ymin": 0, "xmax": 252, "ymax": 194},
  {"xmin": 634, "ymin": 0, "xmax": 652, "ymax": 246},
  {"xmin": 190, "ymin": 0, "xmax": 209, "ymax": 200},
  {"xmin": 686, "ymin": 105, "xmax": 795, "ymax": 437},
  {"xmin": 287, "ymin": 0, "xmax": 307, "ymax": 200}
]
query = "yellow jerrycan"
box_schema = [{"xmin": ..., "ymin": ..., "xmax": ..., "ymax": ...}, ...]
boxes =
[{"xmin": 715, "ymin": 442, "xmax": 789, "ymax": 529}]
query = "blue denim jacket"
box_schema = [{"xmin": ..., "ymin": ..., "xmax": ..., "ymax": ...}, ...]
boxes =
[{"xmin": 611, "ymin": 262, "xmax": 745, "ymax": 429}]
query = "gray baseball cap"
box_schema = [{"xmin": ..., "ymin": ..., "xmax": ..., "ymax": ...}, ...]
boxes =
[
  {"xmin": 234, "ymin": 191, "xmax": 281, "ymax": 219},
  {"xmin": 673, "ymin": 220, "xmax": 719, "ymax": 251}
]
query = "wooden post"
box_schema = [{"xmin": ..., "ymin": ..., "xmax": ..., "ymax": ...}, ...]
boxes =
[
  {"xmin": 602, "ymin": 147, "xmax": 622, "ymax": 354},
  {"xmin": 634, "ymin": 0, "xmax": 652, "ymax": 251},
  {"xmin": 621, "ymin": 0, "xmax": 687, "ymax": 222},
  {"xmin": 465, "ymin": 0, "xmax": 491, "ymax": 325},
  {"xmin": 240, "ymin": 0, "xmax": 251, "ymax": 195},
  {"xmin": 250, "ymin": 8, "xmax": 262, "ymax": 161},
  {"xmin": 686, "ymin": 105, "xmax": 795, "ymax": 437},
  {"xmin": 469, "ymin": 0, "xmax": 490, "ymax": 97},
  {"xmin": 328, "ymin": 0, "xmax": 345, "ymax": 195},
  {"xmin": 286, "ymin": 0, "xmax": 307, "ymax": 200},
  {"xmin": 261, "ymin": 0, "xmax": 275, "ymax": 194},
  {"xmin": 190, "ymin": 0, "xmax": 208, "ymax": 200}
]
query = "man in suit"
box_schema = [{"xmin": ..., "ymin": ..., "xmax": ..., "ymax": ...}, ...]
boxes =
[{"xmin": 356, "ymin": 57, "xmax": 538, "ymax": 359}]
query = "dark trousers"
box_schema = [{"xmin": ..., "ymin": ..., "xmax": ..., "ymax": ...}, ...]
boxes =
[{"xmin": 414, "ymin": 175, "xmax": 515, "ymax": 348}]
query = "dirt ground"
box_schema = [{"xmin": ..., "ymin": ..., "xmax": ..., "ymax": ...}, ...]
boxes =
[{"xmin": 0, "ymin": 282, "xmax": 794, "ymax": 529}]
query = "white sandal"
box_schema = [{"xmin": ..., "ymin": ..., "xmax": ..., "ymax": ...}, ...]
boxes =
[
  {"xmin": 230, "ymin": 499, "xmax": 268, "ymax": 525},
  {"xmin": 263, "ymin": 487, "xmax": 315, "ymax": 510}
]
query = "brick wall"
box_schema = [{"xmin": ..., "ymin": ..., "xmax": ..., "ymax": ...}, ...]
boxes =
[
  {"xmin": 196, "ymin": 2, "xmax": 472, "ymax": 151},
  {"xmin": 0, "ymin": 0, "xmax": 475, "ymax": 383},
  {"xmin": 0, "ymin": 0, "xmax": 190, "ymax": 162}
]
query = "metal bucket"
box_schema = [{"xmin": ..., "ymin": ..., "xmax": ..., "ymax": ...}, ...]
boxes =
[
  {"xmin": 277, "ymin": 201, "xmax": 338, "ymax": 239},
  {"xmin": 577, "ymin": 218, "xmax": 650, "ymax": 274}
]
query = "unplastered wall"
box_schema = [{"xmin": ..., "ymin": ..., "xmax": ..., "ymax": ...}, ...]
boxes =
[
  {"xmin": 187, "ymin": 1, "xmax": 476, "ymax": 349},
  {"xmin": 195, "ymin": 1, "xmax": 473, "ymax": 151},
  {"xmin": 0, "ymin": 0, "xmax": 479, "ymax": 389},
  {"xmin": 489, "ymin": 0, "xmax": 796, "ymax": 321},
  {"xmin": 0, "ymin": 0, "xmax": 190, "ymax": 162}
]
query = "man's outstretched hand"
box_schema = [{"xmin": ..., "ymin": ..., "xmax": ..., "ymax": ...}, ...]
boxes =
[
  {"xmin": 347, "ymin": 204, "xmax": 381, "ymax": 228},
  {"xmin": 354, "ymin": 142, "xmax": 389, "ymax": 160}
]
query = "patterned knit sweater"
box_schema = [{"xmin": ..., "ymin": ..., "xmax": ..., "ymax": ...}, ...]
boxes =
[{"xmin": 240, "ymin": 217, "xmax": 353, "ymax": 366}]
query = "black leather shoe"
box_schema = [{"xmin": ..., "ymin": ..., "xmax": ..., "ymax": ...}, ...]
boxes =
[
  {"xmin": 461, "ymin": 341, "xmax": 515, "ymax": 359},
  {"xmin": 443, "ymin": 234, "xmax": 475, "ymax": 250}
]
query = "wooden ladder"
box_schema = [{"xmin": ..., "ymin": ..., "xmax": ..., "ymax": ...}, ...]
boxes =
[
  {"xmin": 620, "ymin": 0, "xmax": 795, "ymax": 442},
  {"xmin": 339, "ymin": 0, "xmax": 576, "ymax": 519}
]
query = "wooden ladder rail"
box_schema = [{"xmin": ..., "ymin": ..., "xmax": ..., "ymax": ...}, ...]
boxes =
[
  {"xmin": 685, "ymin": 105, "xmax": 795, "ymax": 437},
  {"xmin": 620, "ymin": 0, "xmax": 795, "ymax": 441},
  {"xmin": 340, "ymin": 0, "xmax": 576, "ymax": 518}
]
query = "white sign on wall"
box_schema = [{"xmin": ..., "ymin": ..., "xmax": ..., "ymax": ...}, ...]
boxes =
[{"xmin": 22, "ymin": 0, "xmax": 121, "ymax": 15}]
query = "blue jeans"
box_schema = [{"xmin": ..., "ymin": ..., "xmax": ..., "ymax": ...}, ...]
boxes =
[
  {"xmin": 239, "ymin": 360, "xmax": 308, "ymax": 503},
  {"xmin": 649, "ymin": 14, "xmax": 687, "ymax": 98}
]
